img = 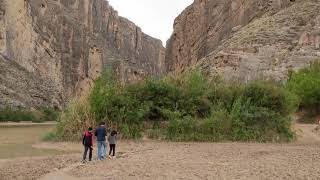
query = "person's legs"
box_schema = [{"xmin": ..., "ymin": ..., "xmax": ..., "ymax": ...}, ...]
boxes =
[
  {"xmin": 83, "ymin": 146, "xmax": 89, "ymax": 160},
  {"xmin": 97, "ymin": 141, "xmax": 102, "ymax": 160},
  {"xmin": 102, "ymin": 141, "xmax": 107, "ymax": 159},
  {"xmin": 112, "ymin": 144, "xmax": 116, "ymax": 156},
  {"xmin": 89, "ymin": 147, "xmax": 93, "ymax": 161},
  {"xmin": 109, "ymin": 144, "xmax": 112, "ymax": 156}
]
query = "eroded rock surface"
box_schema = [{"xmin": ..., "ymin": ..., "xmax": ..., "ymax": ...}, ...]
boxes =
[
  {"xmin": 0, "ymin": 55, "xmax": 61, "ymax": 108},
  {"xmin": 0, "ymin": 0, "xmax": 165, "ymax": 108},
  {"xmin": 2, "ymin": 0, "xmax": 320, "ymax": 108},
  {"xmin": 166, "ymin": 0, "xmax": 320, "ymax": 82}
]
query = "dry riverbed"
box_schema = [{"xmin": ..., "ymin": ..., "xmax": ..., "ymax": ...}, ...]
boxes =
[{"xmin": 1, "ymin": 124, "xmax": 320, "ymax": 180}]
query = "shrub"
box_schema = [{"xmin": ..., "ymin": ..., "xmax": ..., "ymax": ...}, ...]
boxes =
[
  {"xmin": 54, "ymin": 69, "xmax": 297, "ymax": 142},
  {"xmin": 287, "ymin": 60, "xmax": 320, "ymax": 115},
  {"xmin": 146, "ymin": 122, "xmax": 166, "ymax": 140},
  {"xmin": 0, "ymin": 108, "xmax": 60, "ymax": 123},
  {"xmin": 42, "ymin": 108, "xmax": 60, "ymax": 121},
  {"xmin": 167, "ymin": 115, "xmax": 197, "ymax": 141},
  {"xmin": 42, "ymin": 132, "xmax": 60, "ymax": 142},
  {"xmin": 201, "ymin": 109, "xmax": 232, "ymax": 141},
  {"xmin": 120, "ymin": 124, "xmax": 143, "ymax": 139},
  {"xmin": 243, "ymin": 81, "xmax": 299, "ymax": 116},
  {"xmin": 49, "ymin": 94, "xmax": 95, "ymax": 141}
]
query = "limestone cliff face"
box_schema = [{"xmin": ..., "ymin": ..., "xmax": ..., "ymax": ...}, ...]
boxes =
[
  {"xmin": 166, "ymin": 0, "xmax": 320, "ymax": 81},
  {"xmin": 0, "ymin": 0, "xmax": 165, "ymax": 109},
  {"xmin": 0, "ymin": 55, "xmax": 60, "ymax": 108}
]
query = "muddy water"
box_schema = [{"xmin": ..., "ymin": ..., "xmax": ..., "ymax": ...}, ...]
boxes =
[{"xmin": 0, "ymin": 125, "xmax": 63, "ymax": 159}]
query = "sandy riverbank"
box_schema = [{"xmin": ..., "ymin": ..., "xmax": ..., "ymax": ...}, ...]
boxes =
[{"xmin": 1, "ymin": 124, "xmax": 320, "ymax": 180}]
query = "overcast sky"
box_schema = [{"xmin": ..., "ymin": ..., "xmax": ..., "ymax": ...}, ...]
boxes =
[{"xmin": 108, "ymin": 0, "xmax": 194, "ymax": 45}]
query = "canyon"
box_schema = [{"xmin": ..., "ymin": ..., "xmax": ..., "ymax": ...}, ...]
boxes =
[
  {"xmin": 0, "ymin": 0, "xmax": 165, "ymax": 108},
  {"xmin": 1, "ymin": 0, "xmax": 320, "ymax": 109}
]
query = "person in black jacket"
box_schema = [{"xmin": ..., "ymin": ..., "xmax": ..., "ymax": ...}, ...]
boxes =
[{"xmin": 82, "ymin": 127, "xmax": 94, "ymax": 163}]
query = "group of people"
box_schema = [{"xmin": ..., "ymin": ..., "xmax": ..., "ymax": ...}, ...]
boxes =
[{"xmin": 82, "ymin": 122, "xmax": 118, "ymax": 163}]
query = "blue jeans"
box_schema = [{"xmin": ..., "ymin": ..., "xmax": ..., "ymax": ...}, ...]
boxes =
[{"xmin": 97, "ymin": 141, "xmax": 107, "ymax": 160}]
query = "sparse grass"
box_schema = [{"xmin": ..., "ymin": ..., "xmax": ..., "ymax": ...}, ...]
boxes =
[
  {"xmin": 44, "ymin": 93, "xmax": 96, "ymax": 142},
  {"xmin": 42, "ymin": 131, "xmax": 61, "ymax": 142}
]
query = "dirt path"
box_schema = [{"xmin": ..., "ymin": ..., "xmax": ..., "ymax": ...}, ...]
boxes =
[
  {"xmin": 1, "ymin": 123, "xmax": 320, "ymax": 180},
  {"xmin": 40, "ymin": 172, "xmax": 77, "ymax": 180},
  {"xmin": 294, "ymin": 123, "xmax": 320, "ymax": 144},
  {"xmin": 40, "ymin": 163, "xmax": 82, "ymax": 180}
]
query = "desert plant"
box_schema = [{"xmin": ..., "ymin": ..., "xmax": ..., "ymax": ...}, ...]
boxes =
[
  {"xmin": 287, "ymin": 60, "xmax": 320, "ymax": 115},
  {"xmin": 50, "ymin": 93, "xmax": 95, "ymax": 141},
  {"xmin": 52, "ymin": 69, "xmax": 298, "ymax": 142}
]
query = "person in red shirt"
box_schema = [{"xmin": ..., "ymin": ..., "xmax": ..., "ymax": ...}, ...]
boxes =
[{"xmin": 82, "ymin": 127, "xmax": 94, "ymax": 163}]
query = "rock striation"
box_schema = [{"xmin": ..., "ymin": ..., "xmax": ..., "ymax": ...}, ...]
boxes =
[
  {"xmin": 166, "ymin": 0, "xmax": 320, "ymax": 82},
  {"xmin": 2, "ymin": 0, "xmax": 320, "ymax": 109},
  {"xmin": 0, "ymin": 55, "xmax": 60, "ymax": 108},
  {"xmin": 0, "ymin": 0, "xmax": 165, "ymax": 109}
]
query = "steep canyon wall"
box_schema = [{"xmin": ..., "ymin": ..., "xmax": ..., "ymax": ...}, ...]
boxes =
[
  {"xmin": 166, "ymin": 0, "xmax": 320, "ymax": 82},
  {"xmin": 2, "ymin": 0, "xmax": 320, "ymax": 108},
  {"xmin": 0, "ymin": 0, "xmax": 165, "ymax": 108}
]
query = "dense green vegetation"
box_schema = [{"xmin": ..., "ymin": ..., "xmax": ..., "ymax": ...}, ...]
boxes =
[
  {"xmin": 51, "ymin": 60, "xmax": 320, "ymax": 142},
  {"xmin": 287, "ymin": 61, "xmax": 320, "ymax": 120},
  {"xmin": 52, "ymin": 69, "xmax": 300, "ymax": 142},
  {"xmin": 0, "ymin": 108, "xmax": 59, "ymax": 123},
  {"xmin": 287, "ymin": 61, "xmax": 320, "ymax": 109}
]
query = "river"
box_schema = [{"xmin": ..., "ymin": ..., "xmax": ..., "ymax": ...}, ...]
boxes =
[{"xmin": 0, "ymin": 124, "xmax": 63, "ymax": 159}]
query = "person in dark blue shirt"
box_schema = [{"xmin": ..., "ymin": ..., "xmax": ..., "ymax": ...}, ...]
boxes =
[{"xmin": 95, "ymin": 122, "xmax": 107, "ymax": 160}]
